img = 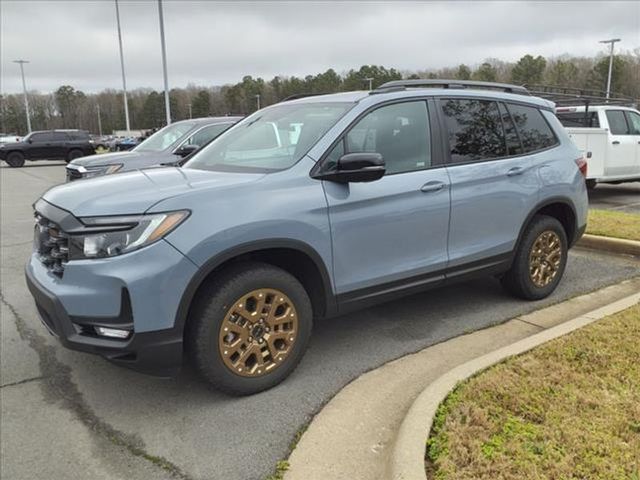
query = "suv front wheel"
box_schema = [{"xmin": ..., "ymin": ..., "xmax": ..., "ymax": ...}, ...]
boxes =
[
  {"xmin": 187, "ymin": 262, "xmax": 313, "ymax": 395},
  {"xmin": 6, "ymin": 151, "xmax": 25, "ymax": 168},
  {"xmin": 501, "ymin": 215, "xmax": 568, "ymax": 300}
]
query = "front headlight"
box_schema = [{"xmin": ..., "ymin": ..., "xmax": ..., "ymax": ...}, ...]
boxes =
[
  {"xmin": 68, "ymin": 211, "xmax": 189, "ymax": 259},
  {"xmin": 80, "ymin": 164, "xmax": 124, "ymax": 178}
]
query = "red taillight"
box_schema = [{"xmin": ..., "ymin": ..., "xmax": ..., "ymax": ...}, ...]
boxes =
[{"xmin": 575, "ymin": 157, "xmax": 588, "ymax": 178}]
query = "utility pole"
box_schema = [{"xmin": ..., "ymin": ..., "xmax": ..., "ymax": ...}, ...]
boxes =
[
  {"xmin": 255, "ymin": 94, "xmax": 261, "ymax": 110},
  {"xmin": 13, "ymin": 60, "xmax": 32, "ymax": 133},
  {"xmin": 599, "ymin": 38, "xmax": 621, "ymax": 99},
  {"xmin": 363, "ymin": 77, "xmax": 374, "ymax": 91},
  {"xmin": 158, "ymin": 0, "xmax": 171, "ymax": 125},
  {"xmin": 188, "ymin": 103, "xmax": 192, "ymax": 119},
  {"xmin": 96, "ymin": 104, "xmax": 103, "ymax": 136},
  {"xmin": 115, "ymin": 0, "xmax": 131, "ymax": 131}
]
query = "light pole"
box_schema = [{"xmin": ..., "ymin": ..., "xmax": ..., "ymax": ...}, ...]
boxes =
[
  {"xmin": 158, "ymin": 0, "xmax": 171, "ymax": 125},
  {"xmin": 188, "ymin": 103, "xmax": 192, "ymax": 119},
  {"xmin": 114, "ymin": 0, "xmax": 131, "ymax": 132},
  {"xmin": 13, "ymin": 60, "xmax": 32, "ymax": 133},
  {"xmin": 96, "ymin": 104, "xmax": 103, "ymax": 136},
  {"xmin": 255, "ymin": 94, "xmax": 261, "ymax": 110},
  {"xmin": 363, "ymin": 77, "xmax": 374, "ymax": 91},
  {"xmin": 599, "ymin": 38, "xmax": 621, "ymax": 99}
]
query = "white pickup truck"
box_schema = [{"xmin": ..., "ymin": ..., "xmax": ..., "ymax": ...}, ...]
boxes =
[{"xmin": 556, "ymin": 105, "xmax": 640, "ymax": 188}]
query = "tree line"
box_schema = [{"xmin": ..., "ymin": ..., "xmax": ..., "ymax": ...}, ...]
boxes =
[{"xmin": 1, "ymin": 51, "xmax": 638, "ymax": 136}]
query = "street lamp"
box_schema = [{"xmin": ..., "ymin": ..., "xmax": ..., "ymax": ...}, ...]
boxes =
[
  {"xmin": 13, "ymin": 60, "xmax": 32, "ymax": 133},
  {"xmin": 96, "ymin": 104, "xmax": 103, "ymax": 136},
  {"xmin": 363, "ymin": 77, "xmax": 374, "ymax": 91},
  {"xmin": 255, "ymin": 94, "xmax": 261, "ymax": 110},
  {"xmin": 114, "ymin": 0, "xmax": 131, "ymax": 132},
  {"xmin": 158, "ymin": 0, "xmax": 171, "ymax": 125},
  {"xmin": 599, "ymin": 38, "xmax": 621, "ymax": 99},
  {"xmin": 188, "ymin": 103, "xmax": 192, "ymax": 119}
]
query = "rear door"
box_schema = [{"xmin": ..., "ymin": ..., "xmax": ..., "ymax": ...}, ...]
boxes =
[
  {"xmin": 440, "ymin": 98, "xmax": 550, "ymax": 270},
  {"xmin": 605, "ymin": 110, "xmax": 637, "ymax": 176},
  {"xmin": 322, "ymin": 99, "xmax": 451, "ymax": 299}
]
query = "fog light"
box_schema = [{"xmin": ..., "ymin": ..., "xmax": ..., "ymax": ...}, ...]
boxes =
[{"xmin": 95, "ymin": 326, "xmax": 131, "ymax": 339}]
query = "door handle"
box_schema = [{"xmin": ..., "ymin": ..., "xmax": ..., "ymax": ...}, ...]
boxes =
[
  {"xmin": 506, "ymin": 166, "xmax": 525, "ymax": 177},
  {"xmin": 420, "ymin": 181, "xmax": 445, "ymax": 193},
  {"xmin": 612, "ymin": 141, "xmax": 620, "ymax": 145}
]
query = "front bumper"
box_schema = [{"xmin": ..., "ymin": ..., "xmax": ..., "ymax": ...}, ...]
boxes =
[{"xmin": 25, "ymin": 238, "xmax": 199, "ymax": 377}]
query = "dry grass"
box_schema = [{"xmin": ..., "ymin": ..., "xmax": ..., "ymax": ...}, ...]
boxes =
[
  {"xmin": 426, "ymin": 304, "xmax": 640, "ymax": 480},
  {"xmin": 586, "ymin": 209, "xmax": 640, "ymax": 241}
]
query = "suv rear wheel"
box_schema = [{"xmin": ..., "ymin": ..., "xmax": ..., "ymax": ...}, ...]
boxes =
[
  {"xmin": 6, "ymin": 151, "xmax": 25, "ymax": 168},
  {"xmin": 501, "ymin": 215, "xmax": 568, "ymax": 300},
  {"xmin": 187, "ymin": 262, "xmax": 313, "ymax": 395},
  {"xmin": 67, "ymin": 149, "xmax": 84, "ymax": 162}
]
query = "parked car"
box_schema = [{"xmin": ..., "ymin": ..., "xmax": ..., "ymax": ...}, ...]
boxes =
[
  {"xmin": 0, "ymin": 133, "xmax": 22, "ymax": 143},
  {"xmin": 26, "ymin": 80, "xmax": 587, "ymax": 395},
  {"xmin": 556, "ymin": 105, "xmax": 640, "ymax": 188},
  {"xmin": 114, "ymin": 136, "xmax": 140, "ymax": 151},
  {"xmin": 0, "ymin": 129, "xmax": 95, "ymax": 167},
  {"xmin": 66, "ymin": 117, "xmax": 241, "ymax": 181}
]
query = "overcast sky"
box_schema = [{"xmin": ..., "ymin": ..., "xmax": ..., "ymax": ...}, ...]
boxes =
[{"xmin": 1, "ymin": 1, "xmax": 639, "ymax": 94}]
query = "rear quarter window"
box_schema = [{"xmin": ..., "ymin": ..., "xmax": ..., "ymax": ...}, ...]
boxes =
[
  {"xmin": 605, "ymin": 110, "xmax": 630, "ymax": 135},
  {"xmin": 556, "ymin": 111, "xmax": 600, "ymax": 128},
  {"xmin": 506, "ymin": 103, "xmax": 558, "ymax": 153}
]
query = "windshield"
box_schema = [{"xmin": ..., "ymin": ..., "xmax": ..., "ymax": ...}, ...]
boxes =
[
  {"xmin": 134, "ymin": 122, "xmax": 196, "ymax": 152},
  {"xmin": 184, "ymin": 102, "xmax": 353, "ymax": 172}
]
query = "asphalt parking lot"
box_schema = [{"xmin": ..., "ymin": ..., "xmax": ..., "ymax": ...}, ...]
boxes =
[
  {"xmin": 1, "ymin": 161, "xmax": 639, "ymax": 480},
  {"xmin": 588, "ymin": 181, "xmax": 640, "ymax": 213}
]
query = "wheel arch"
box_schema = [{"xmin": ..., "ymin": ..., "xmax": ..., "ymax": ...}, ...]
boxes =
[
  {"xmin": 517, "ymin": 197, "xmax": 579, "ymax": 250},
  {"xmin": 174, "ymin": 239, "xmax": 336, "ymax": 338}
]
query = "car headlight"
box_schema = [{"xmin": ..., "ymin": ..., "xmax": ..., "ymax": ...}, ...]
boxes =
[
  {"xmin": 68, "ymin": 211, "xmax": 189, "ymax": 259},
  {"xmin": 80, "ymin": 164, "xmax": 124, "ymax": 178}
]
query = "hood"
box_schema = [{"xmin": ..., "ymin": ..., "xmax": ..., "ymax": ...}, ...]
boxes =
[
  {"xmin": 42, "ymin": 167, "xmax": 265, "ymax": 217},
  {"xmin": 70, "ymin": 150, "xmax": 173, "ymax": 167}
]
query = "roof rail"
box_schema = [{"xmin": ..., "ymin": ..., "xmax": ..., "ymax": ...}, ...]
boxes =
[
  {"xmin": 527, "ymin": 84, "xmax": 637, "ymax": 108},
  {"xmin": 280, "ymin": 92, "xmax": 328, "ymax": 102},
  {"xmin": 372, "ymin": 79, "xmax": 530, "ymax": 95}
]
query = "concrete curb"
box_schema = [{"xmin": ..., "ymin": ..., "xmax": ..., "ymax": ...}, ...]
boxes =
[
  {"xmin": 577, "ymin": 234, "xmax": 640, "ymax": 257},
  {"xmin": 387, "ymin": 292, "xmax": 640, "ymax": 480}
]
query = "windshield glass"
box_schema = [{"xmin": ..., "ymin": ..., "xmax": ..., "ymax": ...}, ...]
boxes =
[
  {"xmin": 184, "ymin": 102, "xmax": 353, "ymax": 172},
  {"xmin": 134, "ymin": 122, "xmax": 196, "ymax": 152}
]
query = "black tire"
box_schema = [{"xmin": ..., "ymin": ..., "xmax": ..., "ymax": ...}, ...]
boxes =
[
  {"xmin": 501, "ymin": 215, "xmax": 568, "ymax": 300},
  {"xmin": 586, "ymin": 179, "xmax": 597, "ymax": 190},
  {"xmin": 66, "ymin": 149, "xmax": 84, "ymax": 162},
  {"xmin": 187, "ymin": 262, "xmax": 313, "ymax": 395},
  {"xmin": 5, "ymin": 151, "xmax": 25, "ymax": 168}
]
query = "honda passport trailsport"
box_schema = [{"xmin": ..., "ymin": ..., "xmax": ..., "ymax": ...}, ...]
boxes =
[{"xmin": 26, "ymin": 80, "xmax": 588, "ymax": 395}]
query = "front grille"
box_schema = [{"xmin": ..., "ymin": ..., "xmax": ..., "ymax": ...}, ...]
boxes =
[{"xmin": 34, "ymin": 213, "xmax": 69, "ymax": 276}]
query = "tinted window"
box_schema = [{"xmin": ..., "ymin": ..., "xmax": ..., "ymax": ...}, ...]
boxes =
[
  {"xmin": 607, "ymin": 110, "xmax": 629, "ymax": 135},
  {"xmin": 441, "ymin": 99, "xmax": 506, "ymax": 162},
  {"xmin": 605, "ymin": 110, "xmax": 629, "ymax": 135},
  {"xmin": 625, "ymin": 111, "xmax": 640, "ymax": 135},
  {"xmin": 507, "ymin": 104, "xmax": 558, "ymax": 153},
  {"xmin": 53, "ymin": 132, "xmax": 69, "ymax": 141},
  {"xmin": 556, "ymin": 111, "xmax": 600, "ymax": 128},
  {"xmin": 342, "ymin": 101, "xmax": 431, "ymax": 175},
  {"xmin": 499, "ymin": 103, "xmax": 522, "ymax": 156},
  {"xmin": 186, "ymin": 123, "xmax": 233, "ymax": 147},
  {"xmin": 30, "ymin": 132, "xmax": 54, "ymax": 142},
  {"xmin": 67, "ymin": 131, "xmax": 89, "ymax": 140}
]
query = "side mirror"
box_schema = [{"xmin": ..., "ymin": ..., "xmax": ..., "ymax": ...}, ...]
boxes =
[
  {"xmin": 27, "ymin": 138, "xmax": 33, "ymax": 144},
  {"xmin": 175, "ymin": 144, "xmax": 199, "ymax": 157},
  {"xmin": 315, "ymin": 153, "xmax": 385, "ymax": 183}
]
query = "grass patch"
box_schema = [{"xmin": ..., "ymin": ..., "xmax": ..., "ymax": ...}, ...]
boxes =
[
  {"xmin": 425, "ymin": 303, "xmax": 640, "ymax": 480},
  {"xmin": 586, "ymin": 209, "xmax": 640, "ymax": 241}
]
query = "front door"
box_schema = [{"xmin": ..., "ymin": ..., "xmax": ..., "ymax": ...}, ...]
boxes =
[
  {"xmin": 322, "ymin": 100, "xmax": 451, "ymax": 302},
  {"xmin": 605, "ymin": 110, "xmax": 638, "ymax": 177}
]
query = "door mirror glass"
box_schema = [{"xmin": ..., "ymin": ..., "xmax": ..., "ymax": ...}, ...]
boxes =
[
  {"xmin": 175, "ymin": 144, "xmax": 199, "ymax": 157},
  {"xmin": 316, "ymin": 152, "xmax": 385, "ymax": 183}
]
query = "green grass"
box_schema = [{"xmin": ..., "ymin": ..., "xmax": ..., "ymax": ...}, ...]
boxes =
[
  {"xmin": 425, "ymin": 303, "xmax": 640, "ymax": 480},
  {"xmin": 586, "ymin": 209, "xmax": 640, "ymax": 241}
]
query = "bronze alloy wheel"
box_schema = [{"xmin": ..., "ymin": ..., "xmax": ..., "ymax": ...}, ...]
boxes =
[
  {"xmin": 529, "ymin": 230, "xmax": 563, "ymax": 288},
  {"xmin": 218, "ymin": 288, "xmax": 298, "ymax": 377}
]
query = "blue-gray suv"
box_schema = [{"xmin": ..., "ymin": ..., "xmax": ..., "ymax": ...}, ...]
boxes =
[{"xmin": 26, "ymin": 80, "xmax": 588, "ymax": 395}]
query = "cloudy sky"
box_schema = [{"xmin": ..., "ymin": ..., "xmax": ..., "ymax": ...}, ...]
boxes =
[{"xmin": 1, "ymin": 1, "xmax": 639, "ymax": 94}]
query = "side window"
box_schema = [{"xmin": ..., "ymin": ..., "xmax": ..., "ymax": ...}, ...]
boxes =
[
  {"xmin": 338, "ymin": 101, "xmax": 431, "ymax": 175},
  {"xmin": 499, "ymin": 103, "xmax": 523, "ymax": 156},
  {"xmin": 187, "ymin": 124, "xmax": 232, "ymax": 147},
  {"xmin": 31, "ymin": 132, "xmax": 53, "ymax": 142},
  {"xmin": 53, "ymin": 132, "xmax": 69, "ymax": 141},
  {"xmin": 507, "ymin": 103, "xmax": 558, "ymax": 153},
  {"xmin": 556, "ymin": 112, "xmax": 600, "ymax": 128},
  {"xmin": 624, "ymin": 111, "xmax": 640, "ymax": 135},
  {"xmin": 441, "ymin": 99, "xmax": 506, "ymax": 162},
  {"xmin": 605, "ymin": 110, "xmax": 630, "ymax": 135}
]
